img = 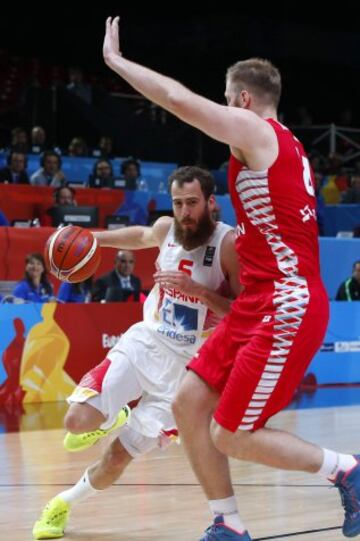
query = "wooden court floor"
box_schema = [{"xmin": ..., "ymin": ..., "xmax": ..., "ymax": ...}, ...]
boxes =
[{"xmin": 0, "ymin": 403, "xmax": 358, "ymax": 540}]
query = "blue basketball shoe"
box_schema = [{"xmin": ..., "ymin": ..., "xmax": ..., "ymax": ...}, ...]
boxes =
[
  {"xmin": 199, "ymin": 516, "xmax": 252, "ymax": 540},
  {"xmin": 334, "ymin": 455, "xmax": 360, "ymax": 537}
]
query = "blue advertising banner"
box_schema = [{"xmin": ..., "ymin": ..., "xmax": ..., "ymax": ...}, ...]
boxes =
[{"xmin": 305, "ymin": 301, "xmax": 360, "ymax": 384}]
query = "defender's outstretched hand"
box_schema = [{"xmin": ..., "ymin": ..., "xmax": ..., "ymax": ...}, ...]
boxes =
[
  {"xmin": 101, "ymin": 14, "xmax": 260, "ymax": 155},
  {"xmin": 103, "ymin": 16, "xmax": 121, "ymax": 68}
]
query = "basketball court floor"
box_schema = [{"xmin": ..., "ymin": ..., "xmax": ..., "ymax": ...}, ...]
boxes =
[{"xmin": 0, "ymin": 390, "xmax": 358, "ymax": 540}]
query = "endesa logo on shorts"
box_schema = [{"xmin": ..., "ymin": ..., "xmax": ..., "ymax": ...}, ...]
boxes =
[
  {"xmin": 157, "ymin": 300, "xmax": 198, "ymax": 344},
  {"xmin": 157, "ymin": 326, "xmax": 196, "ymax": 344}
]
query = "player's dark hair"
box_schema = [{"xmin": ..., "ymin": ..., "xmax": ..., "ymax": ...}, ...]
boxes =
[
  {"xmin": 54, "ymin": 185, "xmax": 75, "ymax": 204},
  {"xmin": 24, "ymin": 252, "xmax": 52, "ymax": 294},
  {"xmin": 168, "ymin": 166, "xmax": 215, "ymax": 200}
]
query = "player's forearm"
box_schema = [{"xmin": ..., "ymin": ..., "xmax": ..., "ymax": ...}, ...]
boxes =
[
  {"xmin": 104, "ymin": 54, "xmax": 194, "ymax": 118},
  {"xmin": 93, "ymin": 227, "xmax": 156, "ymax": 250},
  {"xmin": 192, "ymin": 283, "xmax": 232, "ymax": 317}
]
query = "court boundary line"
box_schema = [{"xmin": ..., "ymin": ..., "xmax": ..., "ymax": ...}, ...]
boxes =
[
  {"xmin": 0, "ymin": 482, "xmax": 332, "ymax": 487},
  {"xmin": 255, "ymin": 525, "xmax": 340, "ymax": 539}
]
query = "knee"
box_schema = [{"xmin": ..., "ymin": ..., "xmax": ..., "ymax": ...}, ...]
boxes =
[
  {"xmin": 172, "ymin": 385, "xmax": 201, "ymax": 426},
  {"xmin": 64, "ymin": 403, "xmax": 105, "ymax": 433},
  {"xmin": 64, "ymin": 408, "xmax": 91, "ymax": 433},
  {"xmin": 171, "ymin": 390, "xmax": 190, "ymax": 425},
  {"xmin": 64, "ymin": 410, "xmax": 82, "ymax": 433},
  {"xmin": 172, "ymin": 374, "xmax": 217, "ymax": 427},
  {"xmin": 210, "ymin": 419, "xmax": 249, "ymax": 458},
  {"xmin": 210, "ymin": 420, "xmax": 230, "ymax": 454}
]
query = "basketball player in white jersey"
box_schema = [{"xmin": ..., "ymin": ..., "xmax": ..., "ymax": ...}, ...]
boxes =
[{"xmin": 33, "ymin": 165, "xmax": 241, "ymax": 540}]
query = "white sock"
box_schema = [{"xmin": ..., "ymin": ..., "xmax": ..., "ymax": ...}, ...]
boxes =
[
  {"xmin": 209, "ymin": 496, "xmax": 246, "ymax": 533},
  {"xmin": 318, "ymin": 448, "xmax": 357, "ymax": 481},
  {"xmin": 58, "ymin": 469, "xmax": 102, "ymax": 505}
]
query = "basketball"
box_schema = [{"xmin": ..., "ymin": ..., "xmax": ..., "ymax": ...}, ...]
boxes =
[{"xmin": 45, "ymin": 225, "xmax": 101, "ymax": 283}]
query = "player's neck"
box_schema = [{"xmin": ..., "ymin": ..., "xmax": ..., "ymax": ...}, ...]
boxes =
[{"xmin": 252, "ymin": 104, "xmax": 277, "ymax": 120}]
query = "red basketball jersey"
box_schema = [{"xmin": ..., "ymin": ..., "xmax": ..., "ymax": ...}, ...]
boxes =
[{"xmin": 228, "ymin": 119, "xmax": 321, "ymax": 286}]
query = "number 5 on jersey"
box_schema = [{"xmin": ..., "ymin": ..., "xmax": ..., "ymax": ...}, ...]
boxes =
[{"xmin": 178, "ymin": 259, "xmax": 193, "ymax": 276}]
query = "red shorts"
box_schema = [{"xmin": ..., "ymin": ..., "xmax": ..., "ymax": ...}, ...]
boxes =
[{"xmin": 188, "ymin": 276, "xmax": 329, "ymax": 433}]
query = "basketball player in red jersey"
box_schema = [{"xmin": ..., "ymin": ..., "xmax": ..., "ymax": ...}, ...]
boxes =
[{"xmin": 102, "ymin": 17, "xmax": 360, "ymax": 540}]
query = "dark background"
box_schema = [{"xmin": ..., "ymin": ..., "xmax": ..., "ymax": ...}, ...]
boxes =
[{"xmin": 0, "ymin": 4, "xmax": 358, "ymax": 166}]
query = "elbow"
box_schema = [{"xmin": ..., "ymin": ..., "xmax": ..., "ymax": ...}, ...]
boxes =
[{"xmin": 167, "ymin": 91, "xmax": 187, "ymax": 116}]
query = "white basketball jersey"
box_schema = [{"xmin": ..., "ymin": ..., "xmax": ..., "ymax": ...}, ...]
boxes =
[{"xmin": 143, "ymin": 221, "xmax": 233, "ymax": 361}]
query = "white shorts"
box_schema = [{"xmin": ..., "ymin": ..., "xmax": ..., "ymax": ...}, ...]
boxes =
[{"xmin": 68, "ymin": 322, "xmax": 187, "ymax": 457}]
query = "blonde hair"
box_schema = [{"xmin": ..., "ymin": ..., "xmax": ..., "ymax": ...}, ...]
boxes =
[{"xmin": 226, "ymin": 58, "xmax": 281, "ymax": 108}]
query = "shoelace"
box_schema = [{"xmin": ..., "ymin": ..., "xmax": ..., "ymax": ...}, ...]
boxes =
[
  {"xmin": 203, "ymin": 525, "xmax": 220, "ymax": 540},
  {"xmin": 204, "ymin": 523, "xmax": 248, "ymax": 540},
  {"xmin": 203, "ymin": 522, "xmax": 231, "ymax": 540},
  {"xmin": 83, "ymin": 429, "xmax": 105, "ymax": 439}
]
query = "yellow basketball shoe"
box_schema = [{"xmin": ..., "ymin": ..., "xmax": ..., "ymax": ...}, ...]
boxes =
[
  {"xmin": 63, "ymin": 405, "xmax": 131, "ymax": 452},
  {"xmin": 32, "ymin": 496, "xmax": 70, "ymax": 539}
]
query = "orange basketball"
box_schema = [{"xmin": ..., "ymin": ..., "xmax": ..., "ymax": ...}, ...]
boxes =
[{"xmin": 45, "ymin": 225, "xmax": 101, "ymax": 283}]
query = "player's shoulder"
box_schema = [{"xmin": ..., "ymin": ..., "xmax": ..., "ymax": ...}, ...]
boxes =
[
  {"xmin": 267, "ymin": 119, "xmax": 300, "ymax": 146},
  {"xmin": 215, "ymin": 221, "xmax": 234, "ymax": 239},
  {"xmin": 152, "ymin": 216, "xmax": 173, "ymax": 246},
  {"xmin": 152, "ymin": 215, "xmax": 173, "ymax": 232},
  {"xmin": 212, "ymin": 222, "xmax": 236, "ymax": 256},
  {"xmin": 216, "ymin": 224, "xmax": 236, "ymax": 256}
]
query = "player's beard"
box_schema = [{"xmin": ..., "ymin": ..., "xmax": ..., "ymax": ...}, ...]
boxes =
[{"xmin": 174, "ymin": 208, "xmax": 216, "ymax": 251}]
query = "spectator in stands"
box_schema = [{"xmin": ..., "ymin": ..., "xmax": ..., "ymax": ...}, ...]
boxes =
[
  {"xmin": 309, "ymin": 153, "xmax": 324, "ymax": 176},
  {"xmin": 336, "ymin": 261, "xmax": 360, "ymax": 301},
  {"xmin": 0, "ymin": 209, "xmax": 9, "ymax": 226},
  {"xmin": 92, "ymin": 250, "xmax": 141, "ymax": 302},
  {"xmin": 30, "ymin": 126, "xmax": 47, "ymax": 154},
  {"xmin": 12, "ymin": 253, "xmax": 53, "ymax": 303},
  {"xmin": 119, "ymin": 158, "xmax": 148, "ymax": 191},
  {"xmin": 41, "ymin": 186, "xmax": 77, "ymax": 226},
  {"xmin": 87, "ymin": 159, "xmax": 114, "ymax": 188},
  {"xmin": 53, "ymin": 186, "xmax": 76, "ymax": 206},
  {"xmin": 114, "ymin": 190, "xmax": 148, "ymax": 225},
  {"xmin": 67, "ymin": 136, "xmax": 88, "ymax": 157},
  {"xmin": 219, "ymin": 160, "xmax": 229, "ymax": 171},
  {"xmin": 30, "ymin": 151, "xmax": 66, "ymax": 187},
  {"xmin": 57, "ymin": 278, "xmax": 92, "ymax": 303},
  {"xmin": 0, "ymin": 151, "xmax": 29, "ymax": 184},
  {"xmin": 10, "ymin": 127, "xmax": 28, "ymax": 154},
  {"xmin": 67, "ymin": 67, "xmax": 92, "ymax": 105},
  {"xmin": 92, "ymin": 136, "xmax": 114, "ymax": 159},
  {"xmin": 326, "ymin": 153, "xmax": 342, "ymax": 175},
  {"xmin": 341, "ymin": 174, "xmax": 360, "ymax": 204}
]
